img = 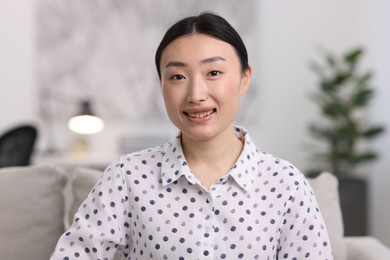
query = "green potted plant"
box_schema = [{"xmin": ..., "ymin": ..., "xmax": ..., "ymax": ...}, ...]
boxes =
[{"xmin": 307, "ymin": 47, "xmax": 385, "ymax": 235}]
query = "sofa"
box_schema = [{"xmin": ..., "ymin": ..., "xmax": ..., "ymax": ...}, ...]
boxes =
[{"xmin": 0, "ymin": 164, "xmax": 389, "ymax": 260}]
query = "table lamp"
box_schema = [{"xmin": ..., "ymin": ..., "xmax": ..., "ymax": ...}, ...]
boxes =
[{"xmin": 68, "ymin": 100, "xmax": 104, "ymax": 134}]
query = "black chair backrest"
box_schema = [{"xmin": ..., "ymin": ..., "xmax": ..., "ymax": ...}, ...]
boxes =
[{"xmin": 0, "ymin": 125, "xmax": 38, "ymax": 168}]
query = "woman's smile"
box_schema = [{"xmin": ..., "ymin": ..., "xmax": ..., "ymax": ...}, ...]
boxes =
[{"xmin": 183, "ymin": 108, "xmax": 217, "ymax": 120}]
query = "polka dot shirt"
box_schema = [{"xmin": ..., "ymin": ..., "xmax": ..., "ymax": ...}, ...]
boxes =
[{"xmin": 51, "ymin": 126, "xmax": 333, "ymax": 260}]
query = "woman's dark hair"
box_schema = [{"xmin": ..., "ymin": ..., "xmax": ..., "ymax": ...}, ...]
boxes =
[{"xmin": 155, "ymin": 12, "xmax": 249, "ymax": 80}]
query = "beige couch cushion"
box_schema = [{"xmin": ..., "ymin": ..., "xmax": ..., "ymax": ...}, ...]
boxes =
[
  {"xmin": 68, "ymin": 167, "xmax": 102, "ymax": 223},
  {"xmin": 309, "ymin": 172, "xmax": 346, "ymax": 260},
  {"xmin": 0, "ymin": 164, "xmax": 67, "ymax": 260},
  {"xmin": 345, "ymin": 236, "xmax": 390, "ymax": 260}
]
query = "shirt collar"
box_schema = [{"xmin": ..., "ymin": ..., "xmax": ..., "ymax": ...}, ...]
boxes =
[
  {"xmin": 160, "ymin": 126, "xmax": 262, "ymax": 191},
  {"xmin": 228, "ymin": 126, "xmax": 261, "ymax": 191},
  {"xmin": 160, "ymin": 134, "xmax": 193, "ymax": 186}
]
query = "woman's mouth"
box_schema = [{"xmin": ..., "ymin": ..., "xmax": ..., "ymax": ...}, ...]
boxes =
[{"xmin": 184, "ymin": 109, "xmax": 216, "ymax": 118}]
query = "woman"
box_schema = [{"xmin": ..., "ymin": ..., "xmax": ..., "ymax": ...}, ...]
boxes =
[{"xmin": 51, "ymin": 12, "xmax": 333, "ymax": 259}]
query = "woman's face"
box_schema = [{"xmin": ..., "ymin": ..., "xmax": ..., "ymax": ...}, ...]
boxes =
[{"xmin": 160, "ymin": 33, "xmax": 251, "ymax": 142}]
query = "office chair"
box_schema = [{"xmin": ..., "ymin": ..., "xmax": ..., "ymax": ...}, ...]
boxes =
[{"xmin": 0, "ymin": 125, "xmax": 38, "ymax": 167}]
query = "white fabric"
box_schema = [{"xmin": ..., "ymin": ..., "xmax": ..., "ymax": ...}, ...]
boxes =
[
  {"xmin": 309, "ymin": 172, "xmax": 346, "ymax": 260},
  {"xmin": 0, "ymin": 164, "xmax": 67, "ymax": 260},
  {"xmin": 51, "ymin": 127, "xmax": 333, "ymax": 259}
]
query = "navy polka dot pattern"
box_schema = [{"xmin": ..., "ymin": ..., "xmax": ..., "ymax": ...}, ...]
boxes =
[{"xmin": 51, "ymin": 126, "xmax": 333, "ymax": 259}]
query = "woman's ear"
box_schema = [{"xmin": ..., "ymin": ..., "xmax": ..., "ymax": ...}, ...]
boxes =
[{"xmin": 240, "ymin": 65, "xmax": 252, "ymax": 96}]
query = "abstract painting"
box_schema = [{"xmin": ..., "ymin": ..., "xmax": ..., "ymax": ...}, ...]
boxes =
[{"xmin": 37, "ymin": 0, "xmax": 259, "ymax": 126}]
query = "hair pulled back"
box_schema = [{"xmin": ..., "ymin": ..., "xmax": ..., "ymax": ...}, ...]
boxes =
[{"xmin": 155, "ymin": 12, "xmax": 249, "ymax": 80}]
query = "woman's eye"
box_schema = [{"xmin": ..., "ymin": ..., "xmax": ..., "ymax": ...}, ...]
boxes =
[
  {"xmin": 170, "ymin": 74, "xmax": 185, "ymax": 80},
  {"xmin": 207, "ymin": 70, "xmax": 221, "ymax": 77}
]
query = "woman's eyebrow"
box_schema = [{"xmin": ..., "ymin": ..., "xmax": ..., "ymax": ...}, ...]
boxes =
[
  {"xmin": 200, "ymin": 56, "xmax": 226, "ymax": 65},
  {"xmin": 165, "ymin": 61, "xmax": 186, "ymax": 68},
  {"xmin": 164, "ymin": 56, "xmax": 226, "ymax": 69}
]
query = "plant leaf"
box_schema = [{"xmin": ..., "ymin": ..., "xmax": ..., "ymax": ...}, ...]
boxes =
[
  {"xmin": 321, "ymin": 81, "xmax": 336, "ymax": 93},
  {"xmin": 351, "ymin": 152, "xmax": 378, "ymax": 164},
  {"xmin": 361, "ymin": 126, "xmax": 386, "ymax": 138},
  {"xmin": 332, "ymin": 72, "xmax": 350, "ymax": 86},
  {"xmin": 357, "ymin": 72, "xmax": 373, "ymax": 86},
  {"xmin": 344, "ymin": 48, "xmax": 363, "ymax": 64},
  {"xmin": 351, "ymin": 88, "xmax": 373, "ymax": 107},
  {"xmin": 322, "ymin": 102, "xmax": 348, "ymax": 118}
]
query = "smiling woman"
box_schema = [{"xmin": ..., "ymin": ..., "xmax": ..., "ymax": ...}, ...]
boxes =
[
  {"xmin": 50, "ymin": 12, "xmax": 334, "ymax": 260},
  {"xmin": 160, "ymin": 33, "xmax": 250, "ymax": 148}
]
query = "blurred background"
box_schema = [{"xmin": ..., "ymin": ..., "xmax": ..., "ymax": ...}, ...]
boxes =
[{"xmin": 0, "ymin": 0, "xmax": 389, "ymax": 247}]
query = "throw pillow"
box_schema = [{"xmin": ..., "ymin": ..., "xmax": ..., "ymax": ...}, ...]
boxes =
[
  {"xmin": 308, "ymin": 172, "xmax": 346, "ymax": 260},
  {"xmin": 0, "ymin": 164, "xmax": 67, "ymax": 260}
]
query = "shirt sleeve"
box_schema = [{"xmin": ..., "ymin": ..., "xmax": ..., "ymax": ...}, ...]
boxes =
[
  {"xmin": 50, "ymin": 159, "xmax": 131, "ymax": 260},
  {"xmin": 277, "ymin": 174, "xmax": 334, "ymax": 259}
]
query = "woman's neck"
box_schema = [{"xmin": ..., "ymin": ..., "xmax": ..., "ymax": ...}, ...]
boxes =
[{"xmin": 181, "ymin": 126, "xmax": 244, "ymax": 189}]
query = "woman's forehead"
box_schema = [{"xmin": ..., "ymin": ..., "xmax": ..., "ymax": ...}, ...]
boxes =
[{"xmin": 161, "ymin": 33, "xmax": 238, "ymax": 65}]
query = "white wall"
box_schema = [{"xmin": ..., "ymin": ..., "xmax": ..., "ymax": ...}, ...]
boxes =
[
  {"xmin": 252, "ymin": 0, "xmax": 369, "ymax": 168},
  {"xmin": 0, "ymin": 0, "xmax": 38, "ymax": 130},
  {"xmin": 369, "ymin": 0, "xmax": 390, "ymax": 247},
  {"xmin": 1, "ymin": 0, "xmax": 389, "ymax": 246}
]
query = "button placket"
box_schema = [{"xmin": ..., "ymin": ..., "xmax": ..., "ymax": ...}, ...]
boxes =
[{"xmin": 201, "ymin": 192, "xmax": 215, "ymax": 259}]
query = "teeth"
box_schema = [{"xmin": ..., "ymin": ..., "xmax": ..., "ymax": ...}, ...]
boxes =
[{"xmin": 188, "ymin": 110, "xmax": 214, "ymax": 118}]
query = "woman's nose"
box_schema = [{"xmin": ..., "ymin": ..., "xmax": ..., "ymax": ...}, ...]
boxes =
[{"xmin": 186, "ymin": 77, "xmax": 208, "ymax": 103}]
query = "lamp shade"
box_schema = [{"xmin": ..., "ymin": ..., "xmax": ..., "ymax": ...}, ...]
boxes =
[{"xmin": 68, "ymin": 101, "xmax": 104, "ymax": 134}]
